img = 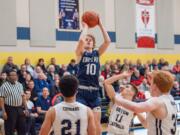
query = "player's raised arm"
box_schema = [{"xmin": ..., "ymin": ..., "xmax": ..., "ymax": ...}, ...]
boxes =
[
  {"xmin": 104, "ymin": 72, "xmax": 132, "ymax": 102},
  {"xmin": 87, "ymin": 108, "xmax": 96, "ymax": 135},
  {"xmin": 75, "ymin": 22, "xmax": 88, "ymax": 63},
  {"xmin": 39, "ymin": 107, "xmax": 55, "ymax": 135},
  {"xmin": 136, "ymin": 113, "xmax": 147, "ymax": 128},
  {"xmin": 98, "ymin": 16, "xmax": 111, "ymax": 56},
  {"xmin": 115, "ymin": 96, "xmax": 161, "ymax": 114}
]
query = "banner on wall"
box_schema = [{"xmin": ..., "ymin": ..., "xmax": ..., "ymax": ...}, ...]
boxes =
[
  {"xmin": 58, "ymin": 0, "xmax": 80, "ymax": 30},
  {"xmin": 136, "ymin": 0, "xmax": 155, "ymax": 48}
]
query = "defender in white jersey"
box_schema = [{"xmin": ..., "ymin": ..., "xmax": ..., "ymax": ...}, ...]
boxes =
[
  {"xmin": 114, "ymin": 71, "xmax": 177, "ymax": 135},
  {"xmin": 39, "ymin": 75, "xmax": 96, "ymax": 135},
  {"xmin": 104, "ymin": 72, "xmax": 138, "ymax": 135}
]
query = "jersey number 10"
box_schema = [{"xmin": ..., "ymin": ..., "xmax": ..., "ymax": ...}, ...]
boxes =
[{"xmin": 86, "ymin": 64, "xmax": 96, "ymax": 75}]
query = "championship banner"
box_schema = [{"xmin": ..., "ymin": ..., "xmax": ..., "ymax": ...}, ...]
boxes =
[
  {"xmin": 58, "ymin": 0, "xmax": 80, "ymax": 30},
  {"xmin": 136, "ymin": 0, "xmax": 155, "ymax": 48}
]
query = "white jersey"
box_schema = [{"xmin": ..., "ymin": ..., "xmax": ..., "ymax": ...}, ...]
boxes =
[
  {"xmin": 108, "ymin": 94, "xmax": 134, "ymax": 135},
  {"xmin": 52, "ymin": 101, "xmax": 88, "ymax": 135},
  {"xmin": 147, "ymin": 95, "xmax": 177, "ymax": 135}
]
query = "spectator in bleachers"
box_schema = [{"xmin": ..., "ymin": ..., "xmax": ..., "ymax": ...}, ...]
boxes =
[
  {"xmin": 2, "ymin": 56, "xmax": 19, "ymax": 73},
  {"xmin": 130, "ymin": 69, "xmax": 144, "ymax": 86},
  {"xmin": 50, "ymin": 79, "xmax": 61, "ymax": 99},
  {"xmin": 17, "ymin": 64, "xmax": 29, "ymax": 84},
  {"xmin": 109, "ymin": 60, "xmax": 115, "ymax": 70},
  {"xmin": 172, "ymin": 60, "xmax": 180, "ymax": 83},
  {"xmin": 26, "ymin": 80, "xmax": 38, "ymax": 103},
  {"xmin": 25, "ymin": 90, "xmax": 38, "ymax": 135},
  {"xmin": 172, "ymin": 60, "xmax": 180, "ymax": 74},
  {"xmin": 21, "ymin": 72, "xmax": 33, "ymax": 89},
  {"xmin": 67, "ymin": 59, "xmax": 78, "ymax": 76},
  {"xmin": 136, "ymin": 59, "xmax": 143, "ymax": 71},
  {"xmin": 47, "ymin": 57, "xmax": 60, "ymax": 74},
  {"xmin": 146, "ymin": 59, "xmax": 152, "ymax": 66},
  {"xmin": 170, "ymin": 81, "xmax": 180, "ymax": 98},
  {"xmin": 150, "ymin": 58, "xmax": 158, "ymax": 71},
  {"xmin": 139, "ymin": 78, "xmax": 150, "ymax": 91},
  {"xmin": 34, "ymin": 73, "xmax": 49, "ymax": 96},
  {"xmin": 139, "ymin": 64, "xmax": 149, "ymax": 77},
  {"xmin": 47, "ymin": 65, "xmax": 56, "ymax": 89},
  {"xmin": 129, "ymin": 60, "xmax": 135, "ymax": 70},
  {"xmin": 0, "ymin": 72, "xmax": 7, "ymax": 87},
  {"xmin": 37, "ymin": 58, "xmax": 47, "ymax": 73},
  {"xmin": 158, "ymin": 58, "xmax": 165, "ymax": 70},
  {"xmin": 36, "ymin": 87, "xmax": 51, "ymax": 123},
  {"xmin": 115, "ymin": 59, "xmax": 121, "ymax": 71},
  {"xmin": 101, "ymin": 63, "xmax": 111, "ymax": 79},
  {"xmin": 63, "ymin": 71, "xmax": 71, "ymax": 76},
  {"xmin": 58, "ymin": 64, "xmax": 67, "ymax": 77},
  {"xmin": 161, "ymin": 61, "xmax": 170, "ymax": 71},
  {"xmin": 24, "ymin": 58, "xmax": 34, "ymax": 77},
  {"xmin": 54, "ymin": 73, "xmax": 60, "ymax": 81},
  {"xmin": 111, "ymin": 64, "xmax": 120, "ymax": 75},
  {"xmin": 32, "ymin": 66, "xmax": 43, "ymax": 79},
  {"xmin": 121, "ymin": 58, "xmax": 129, "ymax": 72}
]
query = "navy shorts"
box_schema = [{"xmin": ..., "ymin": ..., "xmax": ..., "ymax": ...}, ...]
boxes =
[{"xmin": 76, "ymin": 88, "xmax": 101, "ymax": 109}]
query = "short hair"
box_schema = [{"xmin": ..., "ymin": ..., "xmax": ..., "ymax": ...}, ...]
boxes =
[
  {"xmin": 70, "ymin": 59, "xmax": 76, "ymax": 63},
  {"xmin": 28, "ymin": 80, "xmax": 34, "ymax": 84},
  {"xmin": 6, "ymin": 69, "xmax": 17, "ymax": 76},
  {"xmin": 152, "ymin": 71, "xmax": 174, "ymax": 93},
  {"xmin": 59, "ymin": 75, "xmax": 79, "ymax": 97}
]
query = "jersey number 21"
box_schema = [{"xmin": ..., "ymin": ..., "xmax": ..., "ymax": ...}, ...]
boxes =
[{"xmin": 61, "ymin": 119, "xmax": 80, "ymax": 135}]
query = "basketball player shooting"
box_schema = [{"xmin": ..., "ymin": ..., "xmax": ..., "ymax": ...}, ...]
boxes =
[
  {"xmin": 75, "ymin": 12, "xmax": 111, "ymax": 135},
  {"xmin": 104, "ymin": 71, "xmax": 139, "ymax": 135},
  {"xmin": 112, "ymin": 71, "xmax": 177, "ymax": 135}
]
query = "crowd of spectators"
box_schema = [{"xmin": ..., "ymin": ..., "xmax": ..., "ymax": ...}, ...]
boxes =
[{"xmin": 0, "ymin": 56, "xmax": 179, "ymax": 134}]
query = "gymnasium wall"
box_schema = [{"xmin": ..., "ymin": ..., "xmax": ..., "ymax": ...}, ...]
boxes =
[{"xmin": 0, "ymin": 0, "xmax": 179, "ymax": 68}]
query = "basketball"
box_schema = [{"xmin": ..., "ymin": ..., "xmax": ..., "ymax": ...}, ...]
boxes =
[{"xmin": 82, "ymin": 11, "xmax": 99, "ymax": 28}]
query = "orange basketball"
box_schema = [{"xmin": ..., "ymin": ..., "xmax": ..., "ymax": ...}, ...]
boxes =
[{"xmin": 82, "ymin": 11, "xmax": 99, "ymax": 28}]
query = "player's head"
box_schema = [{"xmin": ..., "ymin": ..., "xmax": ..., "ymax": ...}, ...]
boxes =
[
  {"xmin": 150, "ymin": 71, "xmax": 174, "ymax": 96},
  {"xmin": 120, "ymin": 83, "xmax": 138, "ymax": 101},
  {"xmin": 59, "ymin": 75, "xmax": 79, "ymax": 98},
  {"xmin": 84, "ymin": 34, "xmax": 96, "ymax": 50}
]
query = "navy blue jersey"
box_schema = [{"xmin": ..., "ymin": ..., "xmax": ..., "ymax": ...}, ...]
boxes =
[{"xmin": 77, "ymin": 50, "xmax": 100, "ymax": 87}]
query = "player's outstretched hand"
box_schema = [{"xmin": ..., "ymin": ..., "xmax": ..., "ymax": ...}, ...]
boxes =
[
  {"xmin": 122, "ymin": 71, "xmax": 133, "ymax": 78},
  {"xmin": 81, "ymin": 21, "xmax": 88, "ymax": 29},
  {"xmin": 97, "ymin": 15, "xmax": 103, "ymax": 27}
]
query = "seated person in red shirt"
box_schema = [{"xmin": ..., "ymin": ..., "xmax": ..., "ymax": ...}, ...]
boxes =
[
  {"xmin": 172, "ymin": 60, "xmax": 180, "ymax": 84},
  {"xmin": 130, "ymin": 69, "xmax": 144, "ymax": 86}
]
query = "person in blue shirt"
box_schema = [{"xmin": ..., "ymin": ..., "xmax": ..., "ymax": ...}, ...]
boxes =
[
  {"xmin": 75, "ymin": 15, "xmax": 111, "ymax": 135},
  {"xmin": 67, "ymin": 59, "xmax": 78, "ymax": 76},
  {"xmin": 34, "ymin": 73, "xmax": 49, "ymax": 96},
  {"xmin": 36, "ymin": 87, "xmax": 51, "ymax": 123}
]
